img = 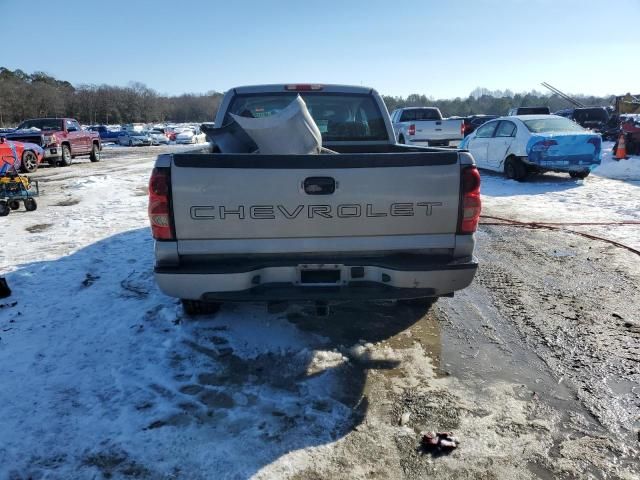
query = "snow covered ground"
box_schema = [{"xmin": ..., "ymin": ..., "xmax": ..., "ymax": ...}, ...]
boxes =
[
  {"xmin": 0, "ymin": 143, "xmax": 638, "ymax": 478},
  {"xmin": 0, "ymin": 148, "xmax": 359, "ymax": 479},
  {"xmin": 479, "ymin": 141, "xmax": 640, "ymax": 251}
]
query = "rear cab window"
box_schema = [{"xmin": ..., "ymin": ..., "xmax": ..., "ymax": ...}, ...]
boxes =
[
  {"xmin": 399, "ymin": 110, "xmax": 416, "ymax": 122},
  {"xmin": 413, "ymin": 109, "xmax": 441, "ymax": 121},
  {"xmin": 226, "ymin": 92, "xmax": 388, "ymax": 142},
  {"xmin": 517, "ymin": 107, "xmax": 550, "ymax": 115}
]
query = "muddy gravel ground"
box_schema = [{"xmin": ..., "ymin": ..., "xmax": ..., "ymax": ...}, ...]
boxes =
[
  {"xmin": 5, "ymin": 146, "xmax": 639, "ymax": 479},
  {"xmin": 270, "ymin": 227, "xmax": 640, "ymax": 479}
]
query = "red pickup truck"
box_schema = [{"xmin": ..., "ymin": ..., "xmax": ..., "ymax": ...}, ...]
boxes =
[{"xmin": 3, "ymin": 118, "xmax": 101, "ymax": 167}]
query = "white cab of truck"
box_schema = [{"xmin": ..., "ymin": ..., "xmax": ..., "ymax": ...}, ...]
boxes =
[
  {"xmin": 148, "ymin": 84, "xmax": 481, "ymax": 315},
  {"xmin": 391, "ymin": 107, "xmax": 464, "ymax": 147}
]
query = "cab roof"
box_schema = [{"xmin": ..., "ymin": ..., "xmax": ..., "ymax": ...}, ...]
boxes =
[{"xmin": 232, "ymin": 84, "xmax": 375, "ymax": 95}]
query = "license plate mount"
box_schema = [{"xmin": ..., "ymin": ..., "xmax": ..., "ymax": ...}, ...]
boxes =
[{"xmin": 298, "ymin": 265, "xmax": 342, "ymax": 285}]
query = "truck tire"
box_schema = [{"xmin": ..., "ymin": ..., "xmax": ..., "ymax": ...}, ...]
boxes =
[
  {"xmin": 8, "ymin": 200, "xmax": 20, "ymax": 210},
  {"xmin": 569, "ymin": 171, "xmax": 589, "ymax": 179},
  {"xmin": 399, "ymin": 297, "xmax": 436, "ymax": 308},
  {"xmin": 21, "ymin": 150, "xmax": 39, "ymax": 173},
  {"xmin": 90, "ymin": 144, "xmax": 101, "ymax": 162},
  {"xmin": 60, "ymin": 145, "xmax": 72, "ymax": 167},
  {"xmin": 0, "ymin": 201, "xmax": 10, "ymax": 217},
  {"xmin": 504, "ymin": 156, "xmax": 527, "ymax": 181},
  {"xmin": 181, "ymin": 299, "xmax": 221, "ymax": 317},
  {"xmin": 24, "ymin": 198, "xmax": 37, "ymax": 211}
]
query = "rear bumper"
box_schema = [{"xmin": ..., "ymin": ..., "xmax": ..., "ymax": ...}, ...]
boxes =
[
  {"xmin": 154, "ymin": 255, "xmax": 478, "ymax": 301},
  {"xmin": 524, "ymin": 154, "xmax": 601, "ymax": 172},
  {"xmin": 408, "ymin": 138, "xmax": 460, "ymax": 147}
]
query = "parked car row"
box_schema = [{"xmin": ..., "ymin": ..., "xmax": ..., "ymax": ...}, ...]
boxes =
[
  {"xmin": 0, "ymin": 117, "xmax": 213, "ymax": 172},
  {"xmin": 0, "ymin": 118, "xmax": 101, "ymax": 172},
  {"xmin": 386, "ymin": 102, "xmax": 611, "ymax": 182},
  {"xmin": 87, "ymin": 123, "xmax": 208, "ymax": 146}
]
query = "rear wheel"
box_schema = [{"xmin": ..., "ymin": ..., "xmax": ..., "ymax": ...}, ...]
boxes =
[
  {"xmin": 21, "ymin": 151, "xmax": 38, "ymax": 173},
  {"xmin": 0, "ymin": 201, "xmax": 10, "ymax": 217},
  {"xmin": 90, "ymin": 144, "xmax": 101, "ymax": 162},
  {"xmin": 181, "ymin": 299, "xmax": 222, "ymax": 317},
  {"xmin": 569, "ymin": 171, "xmax": 589, "ymax": 179},
  {"xmin": 504, "ymin": 156, "xmax": 527, "ymax": 181},
  {"xmin": 60, "ymin": 145, "xmax": 72, "ymax": 167},
  {"xmin": 398, "ymin": 297, "xmax": 437, "ymax": 308},
  {"xmin": 24, "ymin": 198, "xmax": 37, "ymax": 211},
  {"xmin": 8, "ymin": 200, "xmax": 20, "ymax": 210}
]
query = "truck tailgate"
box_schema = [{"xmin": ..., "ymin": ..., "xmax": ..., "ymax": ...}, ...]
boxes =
[
  {"xmin": 170, "ymin": 151, "xmax": 461, "ymax": 254},
  {"xmin": 414, "ymin": 119, "xmax": 463, "ymax": 141}
]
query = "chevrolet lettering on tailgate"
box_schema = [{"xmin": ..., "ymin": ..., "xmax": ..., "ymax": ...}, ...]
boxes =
[{"xmin": 190, "ymin": 202, "xmax": 444, "ymax": 220}]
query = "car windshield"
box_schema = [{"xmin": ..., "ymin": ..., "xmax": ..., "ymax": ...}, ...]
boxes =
[
  {"xmin": 523, "ymin": 117, "xmax": 586, "ymax": 133},
  {"xmin": 17, "ymin": 119, "xmax": 63, "ymax": 131},
  {"xmin": 226, "ymin": 92, "xmax": 388, "ymax": 142}
]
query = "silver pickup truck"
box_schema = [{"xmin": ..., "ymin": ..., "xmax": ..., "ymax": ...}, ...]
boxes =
[
  {"xmin": 391, "ymin": 107, "xmax": 463, "ymax": 147},
  {"xmin": 148, "ymin": 84, "xmax": 481, "ymax": 315}
]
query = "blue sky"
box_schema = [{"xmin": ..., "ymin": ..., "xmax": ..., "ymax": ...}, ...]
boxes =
[{"xmin": 2, "ymin": 0, "xmax": 638, "ymax": 98}]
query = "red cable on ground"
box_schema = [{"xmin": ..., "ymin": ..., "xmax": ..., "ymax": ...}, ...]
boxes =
[
  {"xmin": 480, "ymin": 214, "xmax": 640, "ymax": 226},
  {"xmin": 479, "ymin": 215, "xmax": 640, "ymax": 257}
]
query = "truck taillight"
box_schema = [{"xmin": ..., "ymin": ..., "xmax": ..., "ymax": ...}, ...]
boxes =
[
  {"xmin": 408, "ymin": 124, "xmax": 416, "ymax": 136},
  {"xmin": 457, "ymin": 166, "xmax": 481, "ymax": 235},
  {"xmin": 148, "ymin": 167, "xmax": 175, "ymax": 240}
]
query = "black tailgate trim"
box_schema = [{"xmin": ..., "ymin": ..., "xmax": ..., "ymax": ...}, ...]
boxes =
[
  {"xmin": 201, "ymin": 284, "xmax": 437, "ymax": 302},
  {"xmin": 155, "ymin": 254, "xmax": 476, "ymax": 275},
  {"xmin": 172, "ymin": 152, "xmax": 458, "ymax": 169}
]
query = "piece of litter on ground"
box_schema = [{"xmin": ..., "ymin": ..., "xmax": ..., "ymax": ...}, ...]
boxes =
[{"xmin": 420, "ymin": 431, "xmax": 460, "ymax": 453}]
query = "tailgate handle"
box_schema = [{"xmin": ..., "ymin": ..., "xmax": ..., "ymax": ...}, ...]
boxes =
[{"xmin": 303, "ymin": 177, "xmax": 336, "ymax": 195}]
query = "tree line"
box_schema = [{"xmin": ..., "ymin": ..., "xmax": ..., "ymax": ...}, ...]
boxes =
[
  {"xmin": 0, "ymin": 67, "xmax": 223, "ymax": 127},
  {"xmin": 382, "ymin": 88, "xmax": 615, "ymax": 118},
  {"xmin": 0, "ymin": 66, "xmax": 615, "ymax": 127}
]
